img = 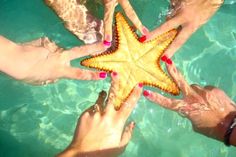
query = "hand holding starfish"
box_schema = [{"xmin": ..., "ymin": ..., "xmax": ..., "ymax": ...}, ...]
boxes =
[
  {"xmin": 148, "ymin": 0, "xmax": 224, "ymax": 58},
  {"xmin": 57, "ymin": 73, "xmax": 143, "ymax": 157},
  {"xmin": 143, "ymin": 60, "xmax": 236, "ymax": 146},
  {"xmin": 103, "ymin": 0, "xmax": 149, "ymax": 46},
  {"xmin": 0, "ymin": 36, "xmax": 107, "ymax": 85}
]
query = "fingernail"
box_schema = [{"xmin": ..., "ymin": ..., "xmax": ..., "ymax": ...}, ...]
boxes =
[
  {"xmin": 161, "ymin": 55, "xmax": 168, "ymax": 62},
  {"xmin": 143, "ymin": 90, "xmax": 150, "ymax": 97},
  {"xmin": 103, "ymin": 40, "xmax": 111, "ymax": 47},
  {"xmin": 99, "ymin": 72, "xmax": 107, "ymax": 79},
  {"xmin": 138, "ymin": 83, "xmax": 143, "ymax": 88},
  {"xmin": 138, "ymin": 35, "xmax": 146, "ymax": 43},
  {"xmin": 112, "ymin": 71, "xmax": 118, "ymax": 77},
  {"xmin": 166, "ymin": 58, "xmax": 173, "ymax": 65},
  {"xmin": 142, "ymin": 26, "xmax": 149, "ymax": 35}
]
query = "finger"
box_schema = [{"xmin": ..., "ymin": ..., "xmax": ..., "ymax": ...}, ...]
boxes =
[
  {"xmin": 162, "ymin": 26, "xmax": 193, "ymax": 58},
  {"xmin": 143, "ymin": 90, "xmax": 182, "ymax": 111},
  {"xmin": 203, "ymin": 85, "xmax": 216, "ymax": 91},
  {"xmin": 203, "ymin": 86, "xmax": 236, "ymax": 106},
  {"xmin": 85, "ymin": 104, "xmax": 97, "ymax": 116},
  {"xmin": 166, "ymin": 0, "xmax": 182, "ymax": 20},
  {"xmin": 118, "ymin": 84, "xmax": 143, "ymax": 119},
  {"xmin": 118, "ymin": 0, "xmax": 149, "ymax": 35},
  {"xmin": 21, "ymin": 37, "xmax": 45, "ymax": 47},
  {"xmin": 164, "ymin": 60, "xmax": 193, "ymax": 96},
  {"xmin": 62, "ymin": 67, "xmax": 107, "ymax": 80},
  {"xmin": 204, "ymin": 85, "xmax": 228, "ymax": 98},
  {"xmin": 191, "ymin": 84, "xmax": 206, "ymax": 94},
  {"xmin": 105, "ymin": 72, "xmax": 120, "ymax": 113},
  {"xmin": 94, "ymin": 90, "xmax": 107, "ymax": 113},
  {"xmin": 83, "ymin": 91, "xmax": 107, "ymax": 117},
  {"xmin": 120, "ymin": 121, "xmax": 135, "ymax": 147},
  {"xmin": 147, "ymin": 16, "xmax": 184, "ymax": 41},
  {"xmin": 65, "ymin": 42, "xmax": 106, "ymax": 60},
  {"xmin": 103, "ymin": 0, "xmax": 117, "ymax": 43}
]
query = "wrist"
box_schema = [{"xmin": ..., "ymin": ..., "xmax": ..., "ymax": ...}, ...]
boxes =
[
  {"xmin": 230, "ymin": 125, "xmax": 236, "ymax": 146},
  {"xmin": 217, "ymin": 110, "xmax": 236, "ymax": 146},
  {"xmin": 213, "ymin": 109, "xmax": 236, "ymax": 139},
  {"xmin": 225, "ymin": 115, "xmax": 236, "ymax": 146}
]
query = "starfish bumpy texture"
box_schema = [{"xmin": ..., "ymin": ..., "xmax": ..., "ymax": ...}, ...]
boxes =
[{"xmin": 81, "ymin": 12, "xmax": 180, "ymax": 109}]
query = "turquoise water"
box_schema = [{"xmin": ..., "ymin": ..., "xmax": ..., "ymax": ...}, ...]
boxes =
[{"xmin": 0, "ymin": 0, "xmax": 236, "ymax": 157}]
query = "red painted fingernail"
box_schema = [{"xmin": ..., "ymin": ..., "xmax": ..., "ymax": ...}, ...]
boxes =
[
  {"xmin": 138, "ymin": 83, "xmax": 143, "ymax": 88},
  {"xmin": 139, "ymin": 35, "xmax": 146, "ymax": 42},
  {"xmin": 103, "ymin": 40, "xmax": 111, "ymax": 47},
  {"xmin": 166, "ymin": 58, "xmax": 173, "ymax": 65},
  {"xmin": 99, "ymin": 72, "xmax": 107, "ymax": 79},
  {"xmin": 112, "ymin": 71, "xmax": 118, "ymax": 77},
  {"xmin": 161, "ymin": 55, "xmax": 168, "ymax": 62},
  {"xmin": 143, "ymin": 90, "xmax": 150, "ymax": 97}
]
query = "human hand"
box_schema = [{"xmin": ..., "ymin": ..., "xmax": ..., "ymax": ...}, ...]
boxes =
[
  {"xmin": 147, "ymin": 0, "xmax": 224, "ymax": 58},
  {"xmin": 103, "ymin": 0, "xmax": 149, "ymax": 45},
  {"xmin": 57, "ymin": 73, "xmax": 143, "ymax": 157},
  {"xmin": 45, "ymin": 0, "xmax": 104, "ymax": 44},
  {"xmin": 143, "ymin": 60, "xmax": 236, "ymax": 146},
  {"xmin": 45, "ymin": 0, "xmax": 149, "ymax": 45},
  {"xmin": 0, "ymin": 36, "xmax": 107, "ymax": 85}
]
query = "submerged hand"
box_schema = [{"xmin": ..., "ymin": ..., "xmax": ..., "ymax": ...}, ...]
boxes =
[
  {"xmin": 103, "ymin": 0, "xmax": 149, "ymax": 44},
  {"xmin": 148, "ymin": 0, "xmax": 224, "ymax": 58},
  {"xmin": 58, "ymin": 73, "xmax": 143, "ymax": 157},
  {"xmin": 45, "ymin": 0, "xmax": 149, "ymax": 45},
  {"xmin": 0, "ymin": 36, "xmax": 107, "ymax": 85},
  {"xmin": 143, "ymin": 60, "xmax": 236, "ymax": 146}
]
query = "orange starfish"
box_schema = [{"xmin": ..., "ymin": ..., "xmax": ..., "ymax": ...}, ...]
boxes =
[{"xmin": 81, "ymin": 12, "xmax": 180, "ymax": 109}]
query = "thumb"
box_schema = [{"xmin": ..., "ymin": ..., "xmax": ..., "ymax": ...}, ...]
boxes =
[
  {"xmin": 148, "ymin": 16, "xmax": 183, "ymax": 41},
  {"xmin": 62, "ymin": 67, "xmax": 107, "ymax": 80},
  {"xmin": 120, "ymin": 121, "xmax": 135, "ymax": 147}
]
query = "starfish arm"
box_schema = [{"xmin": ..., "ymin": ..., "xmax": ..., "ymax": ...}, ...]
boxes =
[
  {"xmin": 135, "ymin": 28, "xmax": 178, "ymax": 60},
  {"xmin": 112, "ymin": 67, "xmax": 138, "ymax": 109},
  {"xmin": 81, "ymin": 58, "xmax": 123, "ymax": 72},
  {"xmin": 132, "ymin": 65, "xmax": 179, "ymax": 95},
  {"xmin": 115, "ymin": 12, "xmax": 139, "ymax": 47},
  {"xmin": 81, "ymin": 48, "xmax": 130, "ymax": 72},
  {"xmin": 144, "ymin": 69, "xmax": 179, "ymax": 95},
  {"xmin": 137, "ymin": 53, "xmax": 179, "ymax": 94}
]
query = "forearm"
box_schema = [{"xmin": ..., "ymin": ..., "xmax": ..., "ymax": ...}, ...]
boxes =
[
  {"xmin": 0, "ymin": 35, "xmax": 19, "ymax": 73},
  {"xmin": 0, "ymin": 36, "xmax": 32, "ymax": 80},
  {"xmin": 44, "ymin": 0, "xmax": 103, "ymax": 44}
]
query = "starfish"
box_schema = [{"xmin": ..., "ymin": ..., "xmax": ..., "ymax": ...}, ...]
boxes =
[{"xmin": 81, "ymin": 12, "xmax": 180, "ymax": 109}]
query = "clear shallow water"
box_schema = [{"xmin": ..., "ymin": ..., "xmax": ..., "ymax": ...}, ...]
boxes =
[{"xmin": 0, "ymin": 0, "xmax": 236, "ymax": 157}]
